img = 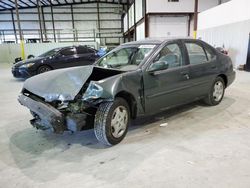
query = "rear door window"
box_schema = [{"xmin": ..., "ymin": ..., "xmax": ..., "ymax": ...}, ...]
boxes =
[
  {"xmin": 77, "ymin": 46, "xmax": 90, "ymax": 54},
  {"xmin": 60, "ymin": 47, "xmax": 76, "ymax": 56},
  {"xmin": 185, "ymin": 42, "xmax": 208, "ymax": 65},
  {"xmin": 204, "ymin": 45, "xmax": 216, "ymax": 61}
]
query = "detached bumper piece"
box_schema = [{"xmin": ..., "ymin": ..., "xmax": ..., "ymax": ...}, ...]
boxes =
[{"xmin": 18, "ymin": 94, "xmax": 66, "ymax": 133}]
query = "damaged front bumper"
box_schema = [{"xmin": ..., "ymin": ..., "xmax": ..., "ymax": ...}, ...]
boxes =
[
  {"xmin": 18, "ymin": 94, "xmax": 66, "ymax": 133},
  {"xmin": 18, "ymin": 94, "xmax": 89, "ymax": 133}
]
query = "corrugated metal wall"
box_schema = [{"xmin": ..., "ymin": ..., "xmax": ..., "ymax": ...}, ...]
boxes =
[{"xmin": 198, "ymin": 20, "xmax": 250, "ymax": 66}]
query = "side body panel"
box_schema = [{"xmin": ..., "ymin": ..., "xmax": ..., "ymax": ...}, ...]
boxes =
[
  {"xmin": 182, "ymin": 40, "xmax": 220, "ymax": 98},
  {"xmin": 142, "ymin": 40, "xmax": 194, "ymax": 114},
  {"xmin": 97, "ymin": 70, "xmax": 145, "ymax": 116}
]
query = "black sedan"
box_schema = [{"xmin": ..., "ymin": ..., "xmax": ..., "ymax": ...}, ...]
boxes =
[
  {"xmin": 12, "ymin": 45, "xmax": 99, "ymax": 78},
  {"xmin": 18, "ymin": 38, "xmax": 235, "ymax": 146}
]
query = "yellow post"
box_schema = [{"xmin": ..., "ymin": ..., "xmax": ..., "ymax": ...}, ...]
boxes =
[
  {"xmin": 193, "ymin": 30, "xmax": 197, "ymax": 39},
  {"xmin": 20, "ymin": 40, "xmax": 25, "ymax": 60}
]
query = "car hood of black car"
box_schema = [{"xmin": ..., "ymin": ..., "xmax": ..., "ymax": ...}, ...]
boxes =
[
  {"xmin": 13, "ymin": 57, "xmax": 43, "ymax": 68},
  {"xmin": 23, "ymin": 66, "xmax": 94, "ymax": 102}
]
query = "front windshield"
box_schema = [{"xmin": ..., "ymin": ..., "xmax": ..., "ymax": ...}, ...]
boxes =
[
  {"xmin": 97, "ymin": 45, "xmax": 156, "ymax": 71},
  {"xmin": 38, "ymin": 49, "xmax": 60, "ymax": 58}
]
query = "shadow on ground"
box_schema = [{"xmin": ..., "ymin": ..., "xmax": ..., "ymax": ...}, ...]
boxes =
[{"xmin": 10, "ymin": 97, "xmax": 236, "ymax": 151}]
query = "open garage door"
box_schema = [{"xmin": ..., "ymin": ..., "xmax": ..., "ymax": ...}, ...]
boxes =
[{"xmin": 149, "ymin": 16, "xmax": 189, "ymax": 37}]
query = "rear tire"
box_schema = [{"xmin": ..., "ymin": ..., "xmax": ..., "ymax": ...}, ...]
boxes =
[
  {"xmin": 37, "ymin": 65, "xmax": 52, "ymax": 74},
  {"xmin": 94, "ymin": 97, "xmax": 130, "ymax": 146},
  {"xmin": 204, "ymin": 77, "xmax": 225, "ymax": 106}
]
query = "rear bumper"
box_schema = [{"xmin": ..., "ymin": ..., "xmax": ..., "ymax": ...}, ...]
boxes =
[
  {"xmin": 227, "ymin": 70, "xmax": 236, "ymax": 87},
  {"xmin": 18, "ymin": 94, "xmax": 66, "ymax": 133}
]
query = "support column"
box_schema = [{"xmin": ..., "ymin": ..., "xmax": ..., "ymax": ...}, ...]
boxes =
[
  {"xmin": 193, "ymin": 0, "xmax": 198, "ymax": 39},
  {"xmin": 133, "ymin": 1, "xmax": 136, "ymax": 41},
  {"xmin": 97, "ymin": 1, "xmax": 101, "ymax": 39},
  {"xmin": 14, "ymin": 0, "xmax": 25, "ymax": 59},
  {"xmin": 70, "ymin": 5, "xmax": 76, "ymax": 41},
  {"xmin": 127, "ymin": 1, "xmax": 130, "ymax": 41},
  {"xmin": 36, "ymin": 0, "xmax": 44, "ymax": 42},
  {"xmin": 246, "ymin": 33, "xmax": 250, "ymax": 71},
  {"xmin": 50, "ymin": 5, "xmax": 56, "ymax": 42},
  {"xmin": 10, "ymin": 10, "xmax": 18, "ymax": 43},
  {"xmin": 41, "ymin": 7, "xmax": 47, "ymax": 41},
  {"xmin": 144, "ymin": 0, "xmax": 149, "ymax": 38},
  {"xmin": 188, "ymin": 14, "xmax": 191, "ymax": 36}
]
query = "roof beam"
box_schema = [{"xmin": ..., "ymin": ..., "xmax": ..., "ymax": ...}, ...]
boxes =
[
  {"xmin": 0, "ymin": 0, "xmax": 129, "ymax": 11},
  {"xmin": 27, "ymin": 0, "xmax": 36, "ymax": 6},
  {"xmin": 8, "ymin": 0, "xmax": 27, "ymax": 8},
  {"xmin": 0, "ymin": 4, "xmax": 6, "ymax": 9},
  {"xmin": 18, "ymin": 0, "xmax": 30, "ymax": 7},
  {"xmin": 0, "ymin": 1, "xmax": 15, "ymax": 9},
  {"xmin": 6, "ymin": 0, "xmax": 18, "ymax": 6},
  {"xmin": 52, "ymin": 0, "xmax": 58, "ymax": 5},
  {"xmin": 40, "ymin": 0, "xmax": 48, "ymax": 5},
  {"xmin": 39, "ymin": 1, "xmax": 46, "ymax": 6}
]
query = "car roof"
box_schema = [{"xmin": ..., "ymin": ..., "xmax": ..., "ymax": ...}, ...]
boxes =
[
  {"xmin": 53, "ymin": 45, "xmax": 95, "ymax": 52},
  {"xmin": 121, "ymin": 39, "xmax": 163, "ymax": 46},
  {"xmin": 121, "ymin": 37, "xmax": 195, "ymax": 46}
]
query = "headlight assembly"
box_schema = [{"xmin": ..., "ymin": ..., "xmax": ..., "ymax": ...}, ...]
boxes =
[
  {"xmin": 82, "ymin": 81, "xmax": 103, "ymax": 101},
  {"xmin": 19, "ymin": 63, "xmax": 35, "ymax": 68}
]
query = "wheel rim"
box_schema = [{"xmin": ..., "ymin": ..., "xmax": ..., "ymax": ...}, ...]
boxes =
[
  {"xmin": 213, "ymin": 81, "xmax": 224, "ymax": 102},
  {"xmin": 111, "ymin": 106, "xmax": 128, "ymax": 138},
  {"xmin": 39, "ymin": 66, "xmax": 50, "ymax": 73}
]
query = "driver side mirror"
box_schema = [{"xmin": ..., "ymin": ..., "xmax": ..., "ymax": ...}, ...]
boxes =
[{"xmin": 148, "ymin": 61, "xmax": 169, "ymax": 74}]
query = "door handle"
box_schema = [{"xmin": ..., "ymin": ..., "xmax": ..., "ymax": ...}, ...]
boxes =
[
  {"xmin": 211, "ymin": 65, "xmax": 216, "ymax": 69},
  {"xmin": 183, "ymin": 74, "xmax": 190, "ymax": 80},
  {"xmin": 181, "ymin": 72, "xmax": 190, "ymax": 80}
]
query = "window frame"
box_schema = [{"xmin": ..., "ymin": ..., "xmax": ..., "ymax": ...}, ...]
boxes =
[
  {"xmin": 183, "ymin": 40, "xmax": 211, "ymax": 66},
  {"xmin": 77, "ymin": 46, "xmax": 97, "ymax": 54},
  {"xmin": 146, "ymin": 40, "xmax": 186, "ymax": 72},
  {"xmin": 59, "ymin": 47, "xmax": 76, "ymax": 57},
  {"xmin": 202, "ymin": 42, "xmax": 217, "ymax": 62},
  {"xmin": 168, "ymin": 0, "xmax": 179, "ymax": 2},
  {"xmin": 76, "ymin": 46, "xmax": 90, "ymax": 54}
]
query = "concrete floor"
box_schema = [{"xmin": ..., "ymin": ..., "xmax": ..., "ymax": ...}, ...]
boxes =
[{"xmin": 0, "ymin": 64, "xmax": 250, "ymax": 188}]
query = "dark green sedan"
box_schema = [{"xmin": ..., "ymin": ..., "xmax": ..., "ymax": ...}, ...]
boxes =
[{"xmin": 18, "ymin": 38, "xmax": 235, "ymax": 146}]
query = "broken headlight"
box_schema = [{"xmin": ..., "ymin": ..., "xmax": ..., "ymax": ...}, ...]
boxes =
[{"xmin": 82, "ymin": 81, "xmax": 103, "ymax": 101}]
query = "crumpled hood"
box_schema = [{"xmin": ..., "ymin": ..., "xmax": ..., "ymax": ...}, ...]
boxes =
[{"xmin": 23, "ymin": 66, "xmax": 93, "ymax": 102}]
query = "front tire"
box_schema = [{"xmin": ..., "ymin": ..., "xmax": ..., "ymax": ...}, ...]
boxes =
[
  {"xmin": 94, "ymin": 97, "xmax": 130, "ymax": 146},
  {"xmin": 37, "ymin": 65, "xmax": 52, "ymax": 74},
  {"xmin": 204, "ymin": 77, "xmax": 225, "ymax": 106}
]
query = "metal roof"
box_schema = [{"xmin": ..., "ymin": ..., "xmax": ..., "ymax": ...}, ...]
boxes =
[{"xmin": 0, "ymin": 0, "xmax": 131, "ymax": 11}]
